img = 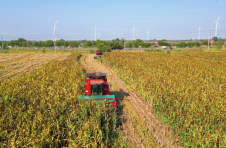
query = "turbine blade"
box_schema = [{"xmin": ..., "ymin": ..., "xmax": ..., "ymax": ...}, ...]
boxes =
[{"xmin": 54, "ymin": 20, "xmax": 60, "ymax": 25}]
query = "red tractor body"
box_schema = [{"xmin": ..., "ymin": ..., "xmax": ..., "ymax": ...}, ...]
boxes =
[
  {"xmin": 94, "ymin": 51, "xmax": 104, "ymax": 59},
  {"xmin": 79, "ymin": 73, "xmax": 117, "ymax": 108}
]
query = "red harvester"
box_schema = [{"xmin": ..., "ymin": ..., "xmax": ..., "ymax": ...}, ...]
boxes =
[
  {"xmin": 94, "ymin": 50, "xmax": 104, "ymax": 59},
  {"xmin": 78, "ymin": 72, "xmax": 117, "ymax": 108}
]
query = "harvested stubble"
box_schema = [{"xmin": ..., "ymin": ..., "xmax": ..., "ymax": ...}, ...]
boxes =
[{"xmin": 0, "ymin": 53, "xmax": 70, "ymax": 82}]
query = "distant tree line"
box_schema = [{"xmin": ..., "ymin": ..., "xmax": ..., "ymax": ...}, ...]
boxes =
[
  {"xmin": 125, "ymin": 39, "xmax": 153, "ymax": 48},
  {"xmin": 2, "ymin": 37, "xmax": 225, "ymax": 50},
  {"xmin": 4, "ymin": 38, "xmax": 154, "ymax": 51}
]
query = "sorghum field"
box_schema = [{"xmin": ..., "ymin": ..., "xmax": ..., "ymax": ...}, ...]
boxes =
[
  {"xmin": 99, "ymin": 51, "xmax": 226, "ymax": 147},
  {"xmin": 0, "ymin": 53, "xmax": 70, "ymax": 82},
  {"xmin": 0, "ymin": 53, "xmax": 127, "ymax": 147}
]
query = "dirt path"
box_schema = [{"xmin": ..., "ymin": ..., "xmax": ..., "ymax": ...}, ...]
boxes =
[{"xmin": 80, "ymin": 54, "xmax": 181, "ymax": 148}]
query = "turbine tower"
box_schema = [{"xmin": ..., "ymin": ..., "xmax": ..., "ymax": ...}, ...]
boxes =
[
  {"xmin": 214, "ymin": 15, "xmax": 220, "ymax": 37},
  {"xmin": 147, "ymin": 30, "xmax": 150, "ymax": 41},
  {"xmin": 132, "ymin": 25, "xmax": 137, "ymax": 40},
  {"xmin": 198, "ymin": 25, "xmax": 201, "ymax": 40},
  {"xmin": 1, "ymin": 33, "xmax": 4, "ymax": 49},
  {"xmin": 53, "ymin": 20, "xmax": 59, "ymax": 53}
]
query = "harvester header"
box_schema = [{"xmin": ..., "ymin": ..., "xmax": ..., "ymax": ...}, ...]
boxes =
[
  {"xmin": 87, "ymin": 72, "xmax": 107, "ymax": 79},
  {"xmin": 79, "ymin": 72, "xmax": 117, "ymax": 108}
]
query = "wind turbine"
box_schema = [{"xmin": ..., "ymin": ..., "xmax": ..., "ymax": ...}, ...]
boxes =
[
  {"xmin": 198, "ymin": 25, "xmax": 201, "ymax": 40},
  {"xmin": 147, "ymin": 30, "xmax": 150, "ymax": 41},
  {"xmin": 1, "ymin": 33, "xmax": 5, "ymax": 49},
  {"xmin": 132, "ymin": 25, "xmax": 137, "ymax": 40},
  {"xmin": 214, "ymin": 15, "xmax": 220, "ymax": 37},
  {"xmin": 53, "ymin": 20, "xmax": 59, "ymax": 53}
]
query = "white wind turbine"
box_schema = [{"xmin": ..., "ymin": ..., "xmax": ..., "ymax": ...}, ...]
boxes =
[
  {"xmin": 198, "ymin": 25, "xmax": 201, "ymax": 40},
  {"xmin": 132, "ymin": 25, "xmax": 137, "ymax": 40},
  {"xmin": 53, "ymin": 20, "xmax": 59, "ymax": 53},
  {"xmin": 214, "ymin": 15, "xmax": 220, "ymax": 37},
  {"xmin": 147, "ymin": 29, "xmax": 150, "ymax": 41},
  {"xmin": 1, "ymin": 33, "xmax": 5, "ymax": 49}
]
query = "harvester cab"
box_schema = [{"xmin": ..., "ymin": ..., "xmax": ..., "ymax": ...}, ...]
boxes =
[
  {"xmin": 94, "ymin": 50, "xmax": 104, "ymax": 59},
  {"xmin": 78, "ymin": 72, "xmax": 117, "ymax": 108}
]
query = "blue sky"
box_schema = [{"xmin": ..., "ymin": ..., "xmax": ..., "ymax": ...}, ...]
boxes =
[{"xmin": 1, "ymin": 0, "xmax": 225, "ymax": 41}]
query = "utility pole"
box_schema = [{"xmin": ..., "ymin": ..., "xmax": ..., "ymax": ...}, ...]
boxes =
[
  {"xmin": 132, "ymin": 25, "xmax": 137, "ymax": 40},
  {"xmin": 53, "ymin": 20, "xmax": 59, "ymax": 53},
  {"xmin": 124, "ymin": 42, "xmax": 127, "ymax": 52},
  {"xmin": 147, "ymin": 30, "xmax": 150, "ymax": 41}
]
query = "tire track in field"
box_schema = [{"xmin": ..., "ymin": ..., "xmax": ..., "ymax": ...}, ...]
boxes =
[
  {"xmin": 0, "ymin": 54, "xmax": 33, "ymax": 65},
  {"xmin": 84, "ymin": 54, "xmax": 181, "ymax": 148},
  {"xmin": 80, "ymin": 55, "xmax": 148, "ymax": 148}
]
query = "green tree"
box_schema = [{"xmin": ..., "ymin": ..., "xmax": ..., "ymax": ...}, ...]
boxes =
[
  {"xmin": 187, "ymin": 42, "xmax": 195, "ymax": 48},
  {"xmin": 158, "ymin": 40, "xmax": 171, "ymax": 46},
  {"xmin": 194, "ymin": 42, "xmax": 201, "ymax": 47},
  {"xmin": 18, "ymin": 38, "xmax": 26, "ymax": 42},
  {"xmin": 120, "ymin": 38, "xmax": 125, "ymax": 46},
  {"xmin": 113, "ymin": 42, "xmax": 120, "ymax": 49},
  {"xmin": 106, "ymin": 41, "xmax": 113, "ymax": 47},
  {"xmin": 86, "ymin": 41, "xmax": 92, "ymax": 47},
  {"xmin": 125, "ymin": 42, "xmax": 132, "ymax": 48},
  {"xmin": 11, "ymin": 40, "xmax": 19, "ymax": 46},
  {"xmin": 26, "ymin": 40, "xmax": 32, "ymax": 47},
  {"xmin": 45, "ymin": 40, "xmax": 54, "ymax": 47},
  {"xmin": 143, "ymin": 43, "xmax": 153, "ymax": 48},
  {"xmin": 212, "ymin": 36, "xmax": 218, "ymax": 42},
  {"xmin": 214, "ymin": 42, "xmax": 224, "ymax": 49},
  {"xmin": 91, "ymin": 41, "xmax": 96, "ymax": 47},
  {"xmin": 131, "ymin": 40, "xmax": 139, "ymax": 48},
  {"xmin": 56, "ymin": 41, "xmax": 63, "ymax": 47},
  {"xmin": 22, "ymin": 41, "xmax": 27, "ymax": 47},
  {"xmin": 64, "ymin": 41, "xmax": 69, "ymax": 47},
  {"xmin": 218, "ymin": 37, "xmax": 226, "ymax": 42},
  {"xmin": 176, "ymin": 42, "xmax": 187, "ymax": 48},
  {"xmin": 38, "ymin": 41, "xmax": 45, "ymax": 47},
  {"xmin": 97, "ymin": 42, "xmax": 111, "ymax": 52},
  {"xmin": 32, "ymin": 42, "xmax": 39, "ymax": 47}
]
